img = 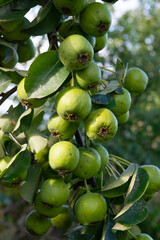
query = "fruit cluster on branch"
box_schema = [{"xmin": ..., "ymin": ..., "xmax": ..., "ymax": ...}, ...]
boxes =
[{"xmin": 0, "ymin": 0, "xmax": 159, "ymax": 239}]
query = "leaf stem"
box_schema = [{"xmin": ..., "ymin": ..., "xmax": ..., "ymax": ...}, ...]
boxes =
[
  {"xmin": 70, "ymin": 70, "xmax": 75, "ymax": 86},
  {"xmin": 84, "ymin": 179, "xmax": 90, "ymax": 192},
  {"xmin": 101, "ymin": 171, "xmax": 104, "ymax": 188},
  {"xmin": 127, "ymin": 230, "xmax": 137, "ymax": 240},
  {"xmin": 101, "ymin": 80, "xmax": 107, "ymax": 88},
  {"xmin": 9, "ymin": 133, "xmax": 22, "ymax": 148},
  {"xmin": 0, "ymin": 86, "xmax": 17, "ymax": 106},
  {"xmin": 99, "ymin": 66, "xmax": 115, "ymax": 74},
  {"xmin": 109, "ymin": 154, "xmax": 130, "ymax": 165}
]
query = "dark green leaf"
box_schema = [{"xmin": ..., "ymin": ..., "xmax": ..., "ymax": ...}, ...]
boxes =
[
  {"xmin": 0, "ymin": 140, "xmax": 5, "ymax": 158},
  {"xmin": 0, "ymin": 104, "xmax": 25, "ymax": 133},
  {"xmin": 102, "ymin": 163, "xmax": 136, "ymax": 191},
  {"xmin": 91, "ymin": 94, "xmax": 112, "ymax": 105},
  {"xmin": 125, "ymin": 166, "xmax": 149, "ymax": 206},
  {"xmin": 106, "ymin": 73, "xmax": 117, "ymax": 81},
  {"xmin": 0, "ymin": 144, "xmax": 31, "ymax": 181},
  {"xmin": 98, "ymin": 81, "xmax": 120, "ymax": 95},
  {"xmin": 25, "ymin": 51, "xmax": 70, "ymax": 99},
  {"xmin": 13, "ymin": 108, "xmax": 33, "ymax": 135},
  {"xmin": 0, "ymin": 0, "xmax": 40, "ymax": 21},
  {"xmin": 24, "ymin": 0, "xmax": 61, "ymax": 36},
  {"xmin": 0, "ymin": 67, "xmax": 26, "ymax": 85},
  {"xmin": 115, "ymin": 87, "xmax": 124, "ymax": 95},
  {"xmin": 103, "ymin": 220, "xmax": 117, "ymax": 240},
  {"xmin": 32, "ymin": 107, "xmax": 44, "ymax": 127},
  {"xmin": 1, "ymin": 134, "xmax": 20, "ymax": 155},
  {"xmin": 117, "ymin": 231, "xmax": 128, "ymax": 240},
  {"xmin": 115, "ymin": 58, "xmax": 127, "ymax": 86},
  {"xmin": 102, "ymin": 181, "xmax": 129, "ymax": 198},
  {"xmin": 115, "ymin": 198, "xmax": 148, "ymax": 226},
  {"xmin": 19, "ymin": 163, "xmax": 43, "ymax": 203}
]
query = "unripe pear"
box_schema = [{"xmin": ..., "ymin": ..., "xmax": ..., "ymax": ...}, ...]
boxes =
[
  {"xmin": 73, "ymin": 147, "xmax": 101, "ymax": 179},
  {"xmin": 17, "ymin": 78, "xmax": 47, "ymax": 108},
  {"xmin": 85, "ymin": 108, "xmax": 118, "ymax": 142},
  {"xmin": 59, "ymin": 34, "xmax": 94, "ymax": 70},
  {"xmin": 74, "ymin": 192, "xmax": 107, "ymax": 225},
  {"xmin": 17, "ymin": 39, "xmax": 36, "ymax": 63},
  {"xmin": 40, "ymin": 178, "xmax": 70, "ymax": 207},
  {"xmin": 49, "ymin": 141, "xmax": 79, "ymax": 172},
  {"xmin": 55, "ymin": 87, "xmax": 92, "ymax": 122},
  {"xmin": 25, "ymin": 210, "xmax": 52, "ymax": 236}
]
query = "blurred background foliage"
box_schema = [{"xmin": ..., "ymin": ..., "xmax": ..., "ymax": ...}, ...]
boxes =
[
  {"xmin": 0, "ymin": 0, "xmax": 160, "ymax": 239},
  {"xmin": 106, "ymin": 0, "xmax": 160, "ymax": 168}
]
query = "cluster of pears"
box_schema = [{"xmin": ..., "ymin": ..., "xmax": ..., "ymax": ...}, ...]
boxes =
[
  {"xmin": 0, "ymin": 17, "xmax": 36, "ymax": 68},
  {"xmin": 0, "ymin": 0, "xmax": 157, "ymax": 239}
]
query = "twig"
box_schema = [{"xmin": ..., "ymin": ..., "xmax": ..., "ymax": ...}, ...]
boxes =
[
  {"xmin": 0, "ymin": 86, "xmax": 17, "ymax": 106},
  {"xmin": 75, "ymin": 129, "xmax": 85, "ymax": 147}
]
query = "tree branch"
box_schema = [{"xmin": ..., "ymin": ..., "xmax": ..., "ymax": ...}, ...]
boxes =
[{"xmin": 0, "ymin": 86, "xmax": 17, "ymax": 106}]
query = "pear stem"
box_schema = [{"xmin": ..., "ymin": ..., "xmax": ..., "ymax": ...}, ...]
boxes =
[
  {"xmin": 109, "ymin": 157, "xmax": 125, "ymax": 171},
  {"xmin": 101, "ymin": 171, "xmax": 104, "ymax": 188},
  {"xmin": 84, "ymin": 179, "xmax": 90, "ymax": 192},
  {"xmin": 107, "ymin": 164, "xmax": 117, "ymax": 179},
  {"xmin": 99, "ymin": 66, "xmax": 115, "ymax": 74},
  {"xmin": 109, "ymin": 154, "xmax": 130, "ymax": 165},
  {"xmin": 108, "ymin": 162, "xmax": 121, "ymax": 176},
  {"xmin": 70, "ymin": 70, "xmax": 75, "ymax": 86},
  {"xmin": 127, "ymin": 230, "xmax": 137, "ymax": 240},
  {"xmin": 105, "ymin": 166, "xmax": 112, "ymax": 177}
]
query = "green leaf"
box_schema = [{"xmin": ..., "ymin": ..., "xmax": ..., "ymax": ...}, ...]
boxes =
[
  {"xmin": 102, "ymin": 164, "xmax": 136, "ymax": 191},
  {"xmin": 0, "ymin": 144, "xmax": 31, "ymax": 181},
  {"xmin": 125, "ymin": 166, "xmax": 149, "ymax": 206},
  {"xmin": 0, "ymin": 104, "xmax": 25, "ymax": 133},
  {"xmin": 106, "ymin": 73, "xmax": 117, "ymax": 81},
  {"xmin": 115, "ymin": 58, "xmax": 128, "ymax": 86},
  {"xmin": 19, "ymin": 163, "xmax": 43, "ymax": 203},
  {"xmin": 0, "ymin": 0, "xmax": 40, "ymax": 21},
  {"xmin": 103, "ymin": 220, "xmax": 117, "ymax": 240},
  {"xmin": 98, "ymin": 81, "xmax": 120, "ymax": 95},
  {"xmin": 91, "ymin": 94, "xmax": 113, "ymax": 105},
  {"xmin": 32, "ymin": 107, "xmax": 44, "ymax": 127},
  {"xmin": 112, "ymin": 223, "xmax": 131, "ymax": 231},
  {"xmin": 102, "ymin": 181, "xmax": 129, "ymax": 198},
  {"xmin": 0, "ymin": 141, "xmax": 5, "ymax": 158},
  {"xmin": 25, "ymin": 126, "xmax": 48, "ymax": 153},
  {"xmin": 0, "ymin": 78, "xmax": 10, "ymax": 94},
  {"xmin": 25, "ymin": 51, "xmax": 70, "ymax": 99},
  {"xmin": 115, "ymin": 198, "xmax": 148, "ymax": 226},
  {"xmin": 13, "ymin": 108, "xmax": 33, "ymax": 135},
  {"xmin": 0, "ymin": 40, "xmax": 18, "ymax": 68},
  {"xmin": 0, "ymin": 67, "xmax": 26, "ymax": 85},
  {"xmin": 23, "ymin": 0, "xmax": 61, "ymax": 36}
]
